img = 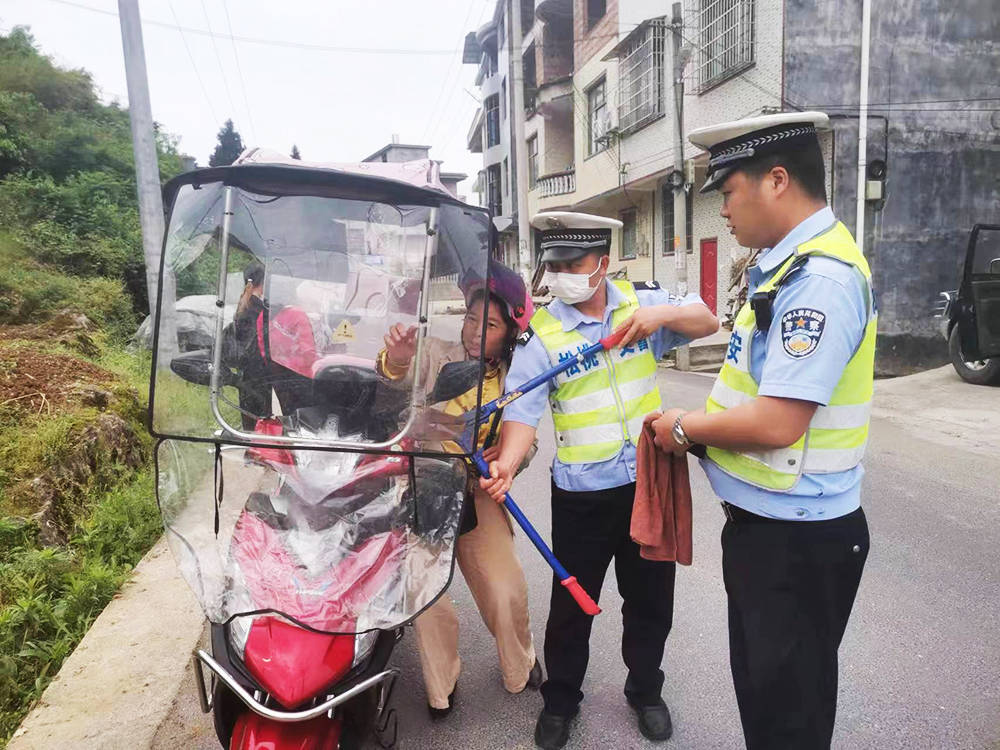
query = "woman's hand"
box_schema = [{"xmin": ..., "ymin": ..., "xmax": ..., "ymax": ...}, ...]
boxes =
[{"xmin": 383, "ymin": 323, "xmax": 417, "ymax": 369}]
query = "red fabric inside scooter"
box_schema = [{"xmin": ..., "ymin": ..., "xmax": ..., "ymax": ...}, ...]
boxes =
[
  {"xmin": 257, "ymin": 306, "xmax": 318, "ymax": 378},
  {"xmin": 231, "ymin": 514, "xmax": 406, "ymax": 630}
]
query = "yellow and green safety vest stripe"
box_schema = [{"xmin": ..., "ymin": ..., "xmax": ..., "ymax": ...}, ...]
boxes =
[
  {"xmin": 533, "ymin": 280, "xmax": 663, "ymax": 464},
  {"xmin": 705, "ymin": 222, "xmax": 876, "ymax": 491}
]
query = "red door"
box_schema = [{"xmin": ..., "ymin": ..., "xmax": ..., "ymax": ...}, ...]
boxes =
[{"xmin": 700, "ymin": 238, "xmax": 718, "ymax": 314}]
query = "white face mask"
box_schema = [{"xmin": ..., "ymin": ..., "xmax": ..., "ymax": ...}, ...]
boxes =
[{"xmin": 542, "ymin": 263, "xmax": 605, "ymax": 304}]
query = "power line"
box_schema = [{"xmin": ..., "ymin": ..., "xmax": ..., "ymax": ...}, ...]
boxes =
[
  {"xmin": 199, "ymin": 0, "xmax": 239, "ymax": 127},
  {"xmin": 167, "ymin": 0, "xmax": 219, "ymax": 126},
  {"xmin": 46, "ymin": 0, "xmax": 457, "ymax": 55},
  {"xmin": 221, "ymin": 0, "xmax": 257, "ymax": 144},
  {"xmin": 422, "ymin": 0, "xmax": 482, "ymax": 145}
]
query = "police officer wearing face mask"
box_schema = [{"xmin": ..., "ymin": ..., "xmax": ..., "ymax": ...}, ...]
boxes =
[{"xmin": 481, "ymin": 211, "xmax": 718, "ymax": 749}]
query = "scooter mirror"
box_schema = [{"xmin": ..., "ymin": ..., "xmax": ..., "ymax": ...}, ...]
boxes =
[
  {"xmin": 170, "ymin": 349, "xmax": 238, "ymax": 387},
  {"xmin": 428, "ymin": 361, "xmax": 482, "ymax": 405}
]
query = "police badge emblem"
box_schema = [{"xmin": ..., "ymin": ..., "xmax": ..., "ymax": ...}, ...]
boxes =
[{"xmin": 780, "ymin": 308, "xmax": 825, "ymax": 358}]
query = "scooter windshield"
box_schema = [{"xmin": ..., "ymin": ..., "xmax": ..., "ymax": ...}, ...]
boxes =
[
  {"xmin": 150, "ymin": 168, "xmax": 490, "ymax": 453},
  {"xmin": 150, "ymin": 163, "xmax": 492, "ymax": 633}
]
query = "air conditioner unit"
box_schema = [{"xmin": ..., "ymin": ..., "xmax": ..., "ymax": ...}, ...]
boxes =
[{"xmin": 595, "ymin": 111, "xmax": 617, "ymax": 145}]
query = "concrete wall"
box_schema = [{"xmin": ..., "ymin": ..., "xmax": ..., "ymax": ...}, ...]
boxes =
[
  {"xmin": 572, "ymin": 37, "xmax": 621, "ymax": 207},
  {"xmin": 784, "ymin": 0, "xmax": 1000, "ymax": 374}
]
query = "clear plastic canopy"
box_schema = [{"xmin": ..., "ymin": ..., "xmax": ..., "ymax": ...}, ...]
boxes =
[{"xmin": 151, "ymin": 161, "xmax": 491, "ymax": 634}]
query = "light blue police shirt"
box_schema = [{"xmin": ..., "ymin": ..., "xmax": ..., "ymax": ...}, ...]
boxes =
[
  {"xmin": 701, "ymin": 206, "xmax": 872, "ymax": 521},
  {"xmin": 504, "ymin": 279, "xmax": 705, "ymax": 492}
]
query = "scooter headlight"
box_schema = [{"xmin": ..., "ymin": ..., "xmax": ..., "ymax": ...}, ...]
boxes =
[
  {"xmin": 228, "ymin": 615, "xmax": 255, "ymax": 659},
  {"xmin": 353, "ymin": 630, "xmax": 378, "ymax": 667}
]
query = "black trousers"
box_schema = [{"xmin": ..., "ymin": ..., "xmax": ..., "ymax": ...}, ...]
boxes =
[
  {"xmin": 540, "ymin": 480, "xmax": 676, "ymax": 717},
  {"xmin": 722, "ymin": 505, "xmax": 869, "ymax": 750}
]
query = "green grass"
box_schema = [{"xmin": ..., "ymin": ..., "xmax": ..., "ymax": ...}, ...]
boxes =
[
  {"xmin": 0, "ymin": 323, "xmax": 161, "ymax": 744},
  {"xmin": 0, "ymin": 233, "xmax": 136, "ymax": 341},
  {"xmin": 0, "ymin": 470, "xmax": 160, "ymax": 743}
]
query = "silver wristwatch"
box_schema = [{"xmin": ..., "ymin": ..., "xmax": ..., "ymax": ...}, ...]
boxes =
[{"xmin": 671, "ymin": 414, "xmax": 691, "ymax": 447}]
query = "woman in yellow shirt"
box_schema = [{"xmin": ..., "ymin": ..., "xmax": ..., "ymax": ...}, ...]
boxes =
[{"xmin": 375, "ymin": 262, "xmax": 541, "ymax": 719}]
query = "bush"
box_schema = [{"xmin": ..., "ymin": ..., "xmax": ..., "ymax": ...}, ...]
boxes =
[{"xmin": 0, "ymin": 234, "xmax": 138, "ymax": 339}]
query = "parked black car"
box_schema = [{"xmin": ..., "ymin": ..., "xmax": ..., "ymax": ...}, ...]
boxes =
[{"xmin": 935, "ymin": 224, "xmax": 1000, "ymax": 385}]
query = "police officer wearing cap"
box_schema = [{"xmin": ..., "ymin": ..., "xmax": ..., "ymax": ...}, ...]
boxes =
[
  {"xmin": 649, "ymin": 112, "xmax": 874, "ymax": 749},
  {"xmin": 481, "ymin": 211, "xmax": 717, "ymax": 749}
]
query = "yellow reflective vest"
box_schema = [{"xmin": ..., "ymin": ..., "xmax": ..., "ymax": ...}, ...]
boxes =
[
  {"xmin": 705, "ymin": 222, "xmax": 877, "ymax": 491},
  {"xmin": 532, "ymin": 280, "xmax": 662, "ymax": 464}
]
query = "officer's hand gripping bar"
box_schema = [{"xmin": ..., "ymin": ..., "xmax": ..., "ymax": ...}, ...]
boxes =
[{"xmin": 467, "ymin": 328, "xmax": 627, "ymax": 617}]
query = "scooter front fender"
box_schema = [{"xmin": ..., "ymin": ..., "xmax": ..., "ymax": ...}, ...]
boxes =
[{"xmin": 229, "ymin": 711, "xmax": 342, "ymax": 750}]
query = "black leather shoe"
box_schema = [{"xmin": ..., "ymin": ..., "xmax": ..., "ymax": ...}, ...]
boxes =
[
  {"xmin": 428, "ymin": 687, "xmax": 456, "ymax": 721},
  {"xmin": 526, "ymin": 659, "xmax": 544, "ymax": 690},
  {"xmin": 534, "ymin": 709, "xmax": 574, "ymax": 749},
  {"xmin": 629, "ymin": 698, "xmax": 673, "ymax": 741}
]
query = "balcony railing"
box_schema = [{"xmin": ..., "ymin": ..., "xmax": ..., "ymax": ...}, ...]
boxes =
[{"xmin": 537, "ymin": 169, "xmax": 575, "ymax": 197}]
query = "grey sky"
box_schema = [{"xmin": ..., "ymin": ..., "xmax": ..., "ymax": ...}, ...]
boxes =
[{"xmin": 0, "ymin": 0, "xmax": 490, "ymax": 197}]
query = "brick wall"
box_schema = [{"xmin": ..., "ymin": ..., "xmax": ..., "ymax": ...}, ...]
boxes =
[{"xmin": 574, "ymin": 0, "xmax": 619, "ymax": 68}]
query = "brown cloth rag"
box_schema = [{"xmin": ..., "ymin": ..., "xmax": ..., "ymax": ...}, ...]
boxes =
[{"xmin": 630, "ymin": 423, "xmax": 693, "ymax": 565}]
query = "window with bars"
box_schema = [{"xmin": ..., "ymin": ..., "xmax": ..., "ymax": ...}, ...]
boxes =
[
  {"xmin": 486, "ymin": 164, "xmax": 502, "ymax": 217},
  {"xmin": 527, "ymin": 136, "xmax": 538, "ymax": 188},
  {"xmin": 662, "ymin": 187, "xmax": 693, "ymax": 256},
  {"xmin": 587, "ymin": 78, "xmax": 609, "ymax": 156},
  {"xmin": 697, "ymin": 0, "xmax": 755, "ymax": 91},
  {"xmin": 620, "ymin": 209, "xmax": 638, "ymax": 260},
  {"xmin": 485, "ymin": 94, "xmax": 501, "ymax": 148},
  {"xmin": 618, "ymin": 19, "xmax": 666, "ymax": 135}
]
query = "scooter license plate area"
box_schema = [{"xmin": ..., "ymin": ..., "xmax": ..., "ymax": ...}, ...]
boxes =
[
  {"xmin": 148, "ymin": 176, "xmax": 490, "ymax": 457},
  {"xmin": 230, "ymin": 711, "xmax": 342, "ymax": 750},
  {"xmin": 157, "ymin": 439, "xmax": 467, "ymax": 634}
]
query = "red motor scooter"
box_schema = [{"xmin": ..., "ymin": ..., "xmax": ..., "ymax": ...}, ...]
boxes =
[{"xmin": 152, "ymin": 152, "xmax": 488, "ymax": 749}]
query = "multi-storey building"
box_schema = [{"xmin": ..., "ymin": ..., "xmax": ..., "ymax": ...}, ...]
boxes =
[{"xmin": 465, "ymin": 0, "xmax": 1000, "ymax": 373}]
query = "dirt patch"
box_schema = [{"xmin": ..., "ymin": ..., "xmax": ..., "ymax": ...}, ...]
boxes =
[
  {"xmin": 0, "ymin": 331, "xmax": 115, "ymax": 417},
  {"xmin": 0, "ymin": 310, "xmax": 102, "ymax": 357}
]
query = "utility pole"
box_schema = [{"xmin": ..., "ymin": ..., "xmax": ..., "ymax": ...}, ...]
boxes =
[
  {"xmin": 670, "ymin": 3, "xmax": 688, "ymax": 297},
  {"xmin": 118, "ymin": 0, "xmax": 176, "ymax": 355},
  {"xmin": 670, "ymin": 3, "xmax": 691, "ymax": 370},
  {"xmin": 509, "ymin": 0, "xmax": 533, "ymax": 285},
  {"xmin": 855, "ymin": 0, "xmax": 872, "ymax": 254}
]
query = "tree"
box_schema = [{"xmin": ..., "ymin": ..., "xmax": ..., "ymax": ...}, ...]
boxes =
[
  {"xmin": 208, "ymin": 119, "xmax": 244, "ymax": 167},
  {"xmin": 290, "ymin": 144, "xmax": 301, "ymax": 160}
]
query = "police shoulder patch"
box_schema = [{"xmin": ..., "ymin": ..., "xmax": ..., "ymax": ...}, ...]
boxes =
[
  {"xmin": 780, "ymin": 308, "xmax": 826, "ymax": 358},
  {"xmin": 516, "ymin": 327, "xmax": 535, "ymax": 346},
  {"xmin": 632, "ymin": 280, "xmax": 660, "ymax": 291}
]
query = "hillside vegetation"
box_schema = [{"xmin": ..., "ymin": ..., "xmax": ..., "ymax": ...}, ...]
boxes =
[{"xmin": 0, "ymin": 27, "xmax": 185, "ymax": 743}]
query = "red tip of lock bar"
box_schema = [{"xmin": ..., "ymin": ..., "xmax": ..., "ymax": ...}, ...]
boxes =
[
  {"xmin": 599, "ymin": 328, "xmax": 627, "ymax": 350},
  {"xmin": 561, "ymin": 576, "xmax": 601, "ymax": 616}
]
